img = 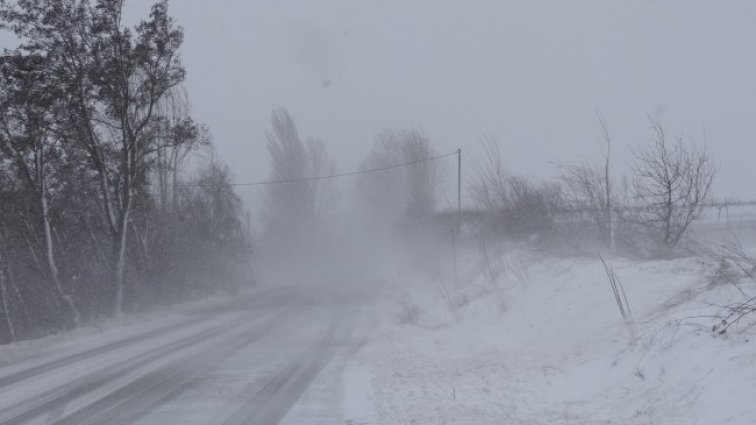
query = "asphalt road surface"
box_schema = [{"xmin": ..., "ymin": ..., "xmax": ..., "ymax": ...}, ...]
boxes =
[{"xmin": 0, "ymin": 286, "xmax": 371, "ymax": 425}]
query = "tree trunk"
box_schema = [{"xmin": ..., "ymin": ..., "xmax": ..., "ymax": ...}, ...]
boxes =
[
  {"xmin": 0, "ymin": 272, "xmax": 15, "ymax": 342},
  {"xmin": 171, "ymin": 153, "xmax": 179, "ymax": 220},
  {"xmin": 605, "ymin": 147, "xmax": 615, "ymax": 253},
  {"xmin": 40, "ymin": 181, "xmax": 81, "ymax": 326},
  {"xmin": 0, "ymin": 247, "xmax": 15, "ymax": 342},
  {"xmin": 112, "ymin": 209, "xmax": 129, "ymax": 318},
  {"xmin": 113, "ymin": 143, "xmax": 134, "ymax": 318},
  {"xmin": 664, "ymin": 185, "xmax": 673, "ymax": 245},
  {"xmin": 131, "ymin": 219, "xmax": 150, "ymax": 269},
  {"xmin": 1, "ymin": 235, "xmax": 30, "ymax": 327},
  {"xmin": 157, "ymin": 147, "xmax": 167, "ymax": 211}
]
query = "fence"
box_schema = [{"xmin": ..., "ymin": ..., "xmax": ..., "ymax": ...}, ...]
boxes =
[{"xmin": 689, "ymin": 218, "xmax": 756, "ymax": 245}]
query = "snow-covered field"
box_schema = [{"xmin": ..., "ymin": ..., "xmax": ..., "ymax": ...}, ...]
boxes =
[{"xmin": 338, "ymin": 245, "xmax": 756, "ymax": 425}]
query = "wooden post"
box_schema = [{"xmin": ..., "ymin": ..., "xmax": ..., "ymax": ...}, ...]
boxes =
[{"xmin": 457, "ymin": 148, "xmax": 462, "ymax": 228}]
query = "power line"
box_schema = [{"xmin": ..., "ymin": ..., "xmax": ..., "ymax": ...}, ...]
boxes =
[
  {"xmin": 62, "ymin": 150, "xmax": 456, "ymax": 190},
  {"xmin": 229, "ymin": 151, "xmax": 458, "ymax": 187}
]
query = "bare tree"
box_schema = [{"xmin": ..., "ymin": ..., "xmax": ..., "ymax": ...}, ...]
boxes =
[
  {"xmin": 0, "ymin": 53, "xmax": 81, "ymax": 325},
  {"xmin": 308, "ymin": 137, "xmax": 339, "ymax": 217},
  {"xmin": 357, "ymin": 129, "xmax": 439, "ymax": 222},
  {"xmin": 599, "ymin": 112, "xmax": 616, "ymax": 251},
  {"xmin": 632, "ymin": 121, "xmax": 717, "ymax": 247},
  {"xmin": 0, "ymin": 1, "xmax": 249, "ymax": 341},
  {"xmin": 0, "ymin": 0, "xmax": 189, "ymax": 316},
  {"xmin": 560, "ymin": 111, "xmax": 616, "ymax": 250},
  {"xmin": 262, "ymin": 109, "xmax": 336, "ymax": 244},
  {"xmin": 153, "ymin": 88, "xmax": 189, "ymax": 211}
]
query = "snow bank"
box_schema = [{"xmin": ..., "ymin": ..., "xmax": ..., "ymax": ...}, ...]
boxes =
[{"xmin": 344, "ymin": 247, "xmax": 756, "ymax": 425}]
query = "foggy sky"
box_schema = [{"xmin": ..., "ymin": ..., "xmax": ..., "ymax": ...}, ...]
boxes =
[{"xmin": 5, "ymin": 0, "xmax": 756, "ymax": 209}]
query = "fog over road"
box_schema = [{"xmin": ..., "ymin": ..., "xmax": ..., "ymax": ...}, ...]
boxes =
[{"xmin": 0, "ymin": 286, "xmax": 370, "ymax": 425}]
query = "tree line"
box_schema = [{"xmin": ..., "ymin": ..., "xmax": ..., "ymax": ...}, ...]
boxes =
[
  {"xmin": 259, "ymin": 106, "xmax": 719, "ymax": 259},
  {"xmin": 470, "ymin": 113, "xmax": 718, "ymax": 255},
  {"xmin": 0, "ymin": 0, "xmax": 248, "ymax": 343},
  {"xmin": 259, "ymin": 108, "xmax": 441, "ymax": 250}
]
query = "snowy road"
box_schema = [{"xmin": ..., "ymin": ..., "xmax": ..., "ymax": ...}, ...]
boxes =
[{"xmin": 0, "ymin": 286, "xmax": 369, "ymax": 425}]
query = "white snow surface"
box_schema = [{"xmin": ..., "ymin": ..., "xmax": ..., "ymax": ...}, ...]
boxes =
[
  {"xmin": 338, "ymin": 248, "xmax": 756, "ymax": 425},
  {"xmin": 1, "ymin": 245, "xmax": 755, "ymax": 425}
]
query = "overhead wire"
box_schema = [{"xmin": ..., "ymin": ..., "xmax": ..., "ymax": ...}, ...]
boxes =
[
  {"xmin": 228, "ymin": 150, "xmax": 458, "ymax": 187},
  {"xmin": 65, "ymin": 150, "xmax": 457, "ymax": 190}
]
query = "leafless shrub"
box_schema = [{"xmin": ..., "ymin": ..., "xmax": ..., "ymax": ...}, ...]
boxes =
[
  {"xmin": 477, "ymin": 236, "xmax": 506, "ymax": 288},
  {"xmin": 475, "ymin": 235, "xmax": 507, "ymax": 308},
  {"xmin": 470, "ymin": 139, "xmax": 563, "ymax": 242},
  {"xmin": 560, "ymin": 163, "xmax": 611, "ymax": 239},
  {"xmin": 712, "ymin": 298, "xmax": 756, "ymax": 335},
  {"xmin": 471, "ymin": 232, "xmax": 531, "ymax": 310},
  {"xmin": 631, "ymin": 121, "xmax": 717, "ymax": 248},
  {"xmin": 560, "ymin": 111, "xmax": 617, "ymax": 250},
  {"xmin": 703, "ymin": 241, "xmax": 756, "ymax": 334},
  {"xmin": 710, "ymin": 242, "xmax": 756, "ymax": 286},
  {"xmin": 430, "ymin": 269, "xmax": 462, "ymax": 317}
]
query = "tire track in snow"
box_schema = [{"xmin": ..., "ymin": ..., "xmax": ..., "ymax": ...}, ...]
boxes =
[
  {"xmin": 0, "ymin": 314, "xmax": 210, "ymax": 389},
  {"xmin": 49, "ymin": 306, "xmax": 296, "ymax": 425},
  {"xmin": 0, "ymin": 291, "xmax": 264, "ymax": 389},
  {"xmin": 0, "ymin": 308, "xmax": 272, "ymax": 425},
  {"xmin": 221, "ymin": 319, "xmax": 350, "ymax": 425}
]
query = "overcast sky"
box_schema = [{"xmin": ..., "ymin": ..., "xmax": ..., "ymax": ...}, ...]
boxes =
[{"xmin": 5, "ymin": 0, "xmax": 756, "ymax": 209}]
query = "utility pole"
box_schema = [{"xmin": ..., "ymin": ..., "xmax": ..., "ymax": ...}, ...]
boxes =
[
  {"xmin": 452, "ymin": 148, "xmax": 462, "ymax": 287},
  {"xmin": 457, "ymin": 148, "xmax": 462, "ymax": 227}
]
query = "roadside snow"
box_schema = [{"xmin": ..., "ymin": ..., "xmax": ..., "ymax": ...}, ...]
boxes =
[{"xmin": 343, "ymin": 249, "xmax": 756, "ymax": 425}]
